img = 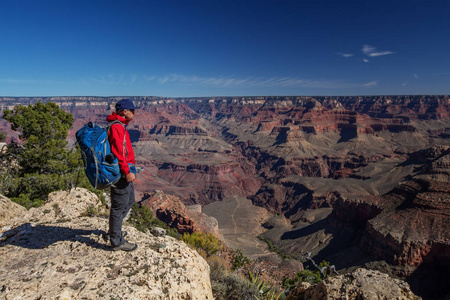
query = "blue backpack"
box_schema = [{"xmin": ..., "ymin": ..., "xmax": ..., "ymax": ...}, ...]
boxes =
[{"xmin": 76, "ymin": 121, "xmax": 125, "ymax": 189}]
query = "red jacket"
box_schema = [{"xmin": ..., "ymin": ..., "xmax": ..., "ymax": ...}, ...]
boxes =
[{"xmin": 106, "ymin": 113, "xmax": 135, "ymax": 175}]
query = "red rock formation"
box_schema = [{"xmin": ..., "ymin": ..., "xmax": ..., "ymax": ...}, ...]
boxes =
[
  {"xmin": 140, "ymin": 190, "xmax": 219, "ymax": 237},
  {"xmin": 154, "ymin": 161, "xmax": 261, "ymax": 204},
  {"xmin": 150, "ymin": 124, "xmax": 207, "ymax": 136}
]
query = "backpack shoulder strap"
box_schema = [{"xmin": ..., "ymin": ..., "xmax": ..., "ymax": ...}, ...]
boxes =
[{"xmin": 106, "ymin": 120, "xmax": 125, "ymax": 132}]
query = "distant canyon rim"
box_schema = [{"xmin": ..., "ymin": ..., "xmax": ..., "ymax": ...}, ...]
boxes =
[{"xmin": 1, "ymin": 95, "xmax": 450, "ymax": 299}]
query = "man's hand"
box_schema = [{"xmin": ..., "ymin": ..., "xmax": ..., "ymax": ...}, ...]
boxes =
[{"xmin": 126, "ymin": 172, "xmax": 136, "ymax": 182}]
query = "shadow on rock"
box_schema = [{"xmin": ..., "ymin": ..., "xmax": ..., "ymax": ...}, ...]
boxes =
[
  {"xmin": 280, "ymin": 216, "xmax": 373, "ymax": 269},
  {"xmin": 406, "ymin": 244, "xmax": 450, "ymax": 300},
  {"xmin": 1, "ymin": 223, "xmax": 108, "ymax": 250},
  {"xmin": 281, "ymin": 218, "xmax": 330, "ymax": 240}
]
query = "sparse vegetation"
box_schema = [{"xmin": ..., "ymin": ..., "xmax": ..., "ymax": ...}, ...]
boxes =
[
  {"xmin": 247, "ymin": 269, "xmax": 284, "ymax": 300},
  {"xmin": 231, "ymin": 249, "xmax": 250, "ymax": 272},
  {"xmin": 0, "ymin": 131, "xmax": 6, "ymax": 142},
  {"xmin": 208, "ymin": 253, "xmax": 285, "ymax": 299},
  {"xmin": 128, "ymin": 203, "xmax": 179, "ymax": 238},
  {"xmin": 181, "ymin": 232, "xmax": 223, "ymax": 257},
  {"xmin": 258, "ymin": 235, "xmax": 292, "ymax": 260},
  {"xmin": 210, "ymin": 270, "xmax": 261, "ymax": 300},
  {"xmin": 282, "ymin": 260, "xmax": 331, "ymax": 290},
  {"xmin": 80, "ymin": 204, "xmax": 108, "ymax": 218}
]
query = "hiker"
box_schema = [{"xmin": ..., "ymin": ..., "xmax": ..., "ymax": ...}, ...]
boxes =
[{"xmin": 106, "ymin": 98, "xmax": 139, "ymax": 251}]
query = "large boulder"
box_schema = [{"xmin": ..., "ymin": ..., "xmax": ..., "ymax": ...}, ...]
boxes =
[
  {"xmin": 0, "ymin": 188, "xmax": 213, "ymax": 299},
  {"xmin": 142, "ymin": 190, "xmax": 219, "ymax": 237}
]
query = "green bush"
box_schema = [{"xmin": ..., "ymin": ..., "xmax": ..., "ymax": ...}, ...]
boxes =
[
  {"xmin": 231, "ymin": 249, "xmax": 250, "ymax": 272},
  {"xmin": 0, "ymin": 102, "xmax": 95, "ymax": 208},
  {"xmin": 128, "ymin": 203, "xmax": 179, "ymax": 238},
  {"xmin": 208, "ymin": 255, "xmax": 284, "ymax": 300},
  {"xmin": 210, "ymin": 269, "xmax": 260, "ymax": 300},
  {"xmin": 282, "ymin": 260, "xmax": 330, "ymax": 289},
  {"xmin": 181, "ymin": 232, "xmax": 223, "ymax": 257},
  {"xmin": 0, "ymin": 131, "xmax": 6, "ymax": 142},
  {"xmin": 247, "ymin": 269, "xmax": 284, "ymax": 300}
]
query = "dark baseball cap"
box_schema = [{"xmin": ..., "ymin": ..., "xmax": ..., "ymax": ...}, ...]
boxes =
[{"xmin": 115, "ymin": 99, "xmax": 140, "ymax": 110}]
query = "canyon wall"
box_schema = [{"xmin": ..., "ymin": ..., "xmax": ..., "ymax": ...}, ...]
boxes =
[{"xmin": 1, "ymin": 95, "xmax": 450, "ymax": 299}]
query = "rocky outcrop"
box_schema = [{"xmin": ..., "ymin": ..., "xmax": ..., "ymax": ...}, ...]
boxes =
[
  {"xmin": 360, "ymin": 180, "xmax": 450, "ymax": 268},
  {"xmin": 0, "ymin": 188, "xmax": 213, "ymax": 299},
  {"xmin": 141, "ymin": 190, "xmax": 219, "ymax": 237},
  {"xmin": 150, "ymin": 124, "xmax": 208, "ymax": 136},
  {"xmin": 286, "ymin": 268, "xmax": 421, "ymax": 300},
  {"xmin": 0, "ymin": 194, "xmax": 27, "ymax": 229},
  {"xmin": 321, "ymin": 178, "xmax": 450, "ymax": 299}
]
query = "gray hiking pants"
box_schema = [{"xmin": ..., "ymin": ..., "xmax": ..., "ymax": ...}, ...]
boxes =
[{"xmin": 109, "ymin": 179, "xmax": 135, "ymax": 247}]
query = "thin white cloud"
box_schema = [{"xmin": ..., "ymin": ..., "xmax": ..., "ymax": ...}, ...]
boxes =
[
  {"xmin": 336, "ymin": 53, "xmax": 354, "ymax": 58},
  {"xmin": 362, "ymin": 44, "xmax": 395, "ymax": 57},
  {"xmin": 1, "ymin": 74, "xmax": 378, "ymax": 92},
  {"xmin": 363, "ymin": 59, "xmax": 369, "ymax": 63},
  {"xmin": 368, "ymin": 51, "xmax": 395, "ymax": 57},
  {"xmin": 413, "ymin": 74, "xmax": 419, "ymax": 79},
  {"xmin": 158, "ymin": 76, "xmax": 170, "ymax": 84},
  {"xmin": 76, "ymin": 73, "xmax": 379, "ymax": 91},
  {"xmin": 143, "ymin": 75, "xmax": 156, "ymax": 81},
  {"xmin": 363, "ymin": 81, "xmax": 378, "ymax": 87},
  {"xmin": 403, "ymin": 81, "xmax": 409, "ymax": 86},
  {"xmin": 154, "ymin": 73, "xmax": 373, "ymax": 89}
]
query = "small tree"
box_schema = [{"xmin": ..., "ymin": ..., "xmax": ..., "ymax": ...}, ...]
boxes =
[
  {"xmin": 1, "ymin": 102, "xmax": 84, "ymax": 208},
  {"xmin": 231, "ymin": 249, "xmax": 250, "ymax": 272},
  {"xmin": 0, "ymin": 131, "xmax": 6, "ymax": 142}
]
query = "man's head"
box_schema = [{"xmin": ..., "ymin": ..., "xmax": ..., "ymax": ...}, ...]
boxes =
[{"xmin": 115, "ymin": 99, "xmax": 139, "ymax": 120}]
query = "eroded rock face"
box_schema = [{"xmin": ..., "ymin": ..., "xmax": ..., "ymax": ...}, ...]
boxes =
[
  {"xmin": 0, "ymin": 188, "xmax": 213, "ymax": 300},
  {"xmin": 360, "ymin": 179, "xmax": 450, "ymax": 268},
  {"xmin": 2, "ymin": 96, "xmax": 450, "ymax": 207},
  {"xmin": 286, "ymin": 268, "xmax": 421, "ymax": 300}
]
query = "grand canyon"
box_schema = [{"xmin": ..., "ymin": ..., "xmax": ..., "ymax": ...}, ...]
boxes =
[{"xmin": 1, "ymin": 95, "xmax": 449, "ymax": 299}]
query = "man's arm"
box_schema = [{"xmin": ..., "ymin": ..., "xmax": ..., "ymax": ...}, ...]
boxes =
[{"xmin": 109, "ymin": 124, "xmax": 130, "ymax": 175}]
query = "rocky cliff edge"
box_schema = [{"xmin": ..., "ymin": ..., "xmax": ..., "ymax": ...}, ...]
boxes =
[
  {"xmin": 286, "ymin": 268, "xmax": 421, "ymax": 300},
  {"xmin": 0, "ymin": 188, "xmax": 213, "ymax": 300}
]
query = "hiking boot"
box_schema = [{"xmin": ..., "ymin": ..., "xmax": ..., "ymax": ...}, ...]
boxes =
[{"xmin": 112, "ymin": 241, "xmax": 138, "ymax": 252}]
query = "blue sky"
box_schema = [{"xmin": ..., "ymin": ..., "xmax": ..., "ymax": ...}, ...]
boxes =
[{"xmin": 0, "ymin": 0, "xmax": 449, "ymax": 97}]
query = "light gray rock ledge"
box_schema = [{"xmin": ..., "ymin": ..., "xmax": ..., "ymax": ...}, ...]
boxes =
[{"xmin": 0, "ymin": 188, "xmax": 213, "ymax": 300}]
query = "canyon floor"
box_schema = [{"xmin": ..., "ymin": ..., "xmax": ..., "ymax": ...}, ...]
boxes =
[{"xmin": 203, "ymin": 196, "xmax": 271, "ymax": 258}]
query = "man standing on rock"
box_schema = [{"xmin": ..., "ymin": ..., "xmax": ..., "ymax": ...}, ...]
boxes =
[{"xmin": 106, "ymin": 99, "xmax": 139, "ymax": 251}]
